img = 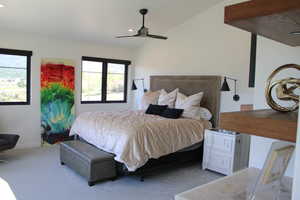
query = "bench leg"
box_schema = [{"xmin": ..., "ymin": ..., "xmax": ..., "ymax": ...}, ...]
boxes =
[
  {"xmin": 88, "ymin": 181, "xmax": 95, "ymax": 187},
  {"xmin": 140, "ymin": 176, "xmax": 145, "ymax": 182}
]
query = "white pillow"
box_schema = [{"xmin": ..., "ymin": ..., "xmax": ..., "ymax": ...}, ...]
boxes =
[
  {"xmin": 158, "ymin": 89, "xmax": 178, "ymax": 108},
  {"xmin": 140, "ymin": 91, "xmax": 161, "ymax": 110},
  {"xmin": 175, "ymin": 91, "xmax": 204, "ymax": 109},
  {"xmin": 181, "ymin": 106, "xmax": 212, "ymax": 121},
  {"xmin": 199, "ymin": 107, "xmax": 212, "ymax": 121},
  {"xmin": 175, "ymin": 91, "xmax": 206, "ymax": 120}
]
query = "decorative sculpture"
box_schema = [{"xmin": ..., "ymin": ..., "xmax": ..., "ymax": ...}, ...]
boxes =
[{"xmin": 265, "ymin": 64, "xmax": 300, "ymax": 112}]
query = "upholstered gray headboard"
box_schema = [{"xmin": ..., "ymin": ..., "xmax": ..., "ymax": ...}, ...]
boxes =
[{"xmin": 150, "ymin": 76, "xmax": 221, "ymax": 128}]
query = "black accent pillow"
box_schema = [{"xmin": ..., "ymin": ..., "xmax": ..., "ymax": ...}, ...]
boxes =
[
  {"xmin": 160, "ymin": 108, "xmax": 184, "ymax": 119},
  {"xmin": 145, "ymin": 104, "xmax": 168, "ymax": 115}
]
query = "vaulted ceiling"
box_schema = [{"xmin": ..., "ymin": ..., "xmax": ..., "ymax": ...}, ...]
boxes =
[{"xmin": 0, "ymin": 0, "xmax": 224, "ymax": 48}]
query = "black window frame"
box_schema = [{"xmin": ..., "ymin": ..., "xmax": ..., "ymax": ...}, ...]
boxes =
[
  {"xmin": 0, "ymin": 48, "xmax": 32, "ymax": 106},
  {"xmin": 81, "ymin": 56, "xmax": 130, "ymax": 104}
]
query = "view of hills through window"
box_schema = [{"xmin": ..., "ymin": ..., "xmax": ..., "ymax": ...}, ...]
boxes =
[
  {"xmin": 81, "ymin": 61, "xmax": 102, "ymax": 101},
  {"xmin": 82, "ymin": 60, "xmax": 126, "ymax": 102},
  {"xmin": 107, "ymin": 63, "xmax": 125, "ymax": 101},
  {"xmin": 0, "ymin": 54, "xmax": 27, "ymax": 102}
]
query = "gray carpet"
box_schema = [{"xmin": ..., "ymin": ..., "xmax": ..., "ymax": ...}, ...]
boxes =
[{"xmin": 0, "ymin": 146, "xmax": 222, "ymax": 200}]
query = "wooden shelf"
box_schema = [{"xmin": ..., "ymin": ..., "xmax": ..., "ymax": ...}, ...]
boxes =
[
  {"xmin": 224, "ymin": 0, "xmax": 300, "ymax": 47},
  {"xmin": 219, "ymin": 109, "xmax": 298, "ymax": 142}
]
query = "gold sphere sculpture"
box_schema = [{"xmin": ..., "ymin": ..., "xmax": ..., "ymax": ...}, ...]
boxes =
[{"xmin": 265, "ymin": 64, "xmax": 300, "ymax": 112}]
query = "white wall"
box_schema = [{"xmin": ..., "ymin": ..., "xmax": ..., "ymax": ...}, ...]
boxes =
[
  {"xmin": 253, "ymin": 37, "xmax": 300, "ymax": 110},
  {"xmin": 249, "ymin": 36, "xmax": 300, "ymax": 177},
  {"xmin": 0, "ymin": 31, "xmax": 135, "ymax": 149},
  {"xmin": 134, "ymin": 0, "xmax": 254, "ymax": 112}
]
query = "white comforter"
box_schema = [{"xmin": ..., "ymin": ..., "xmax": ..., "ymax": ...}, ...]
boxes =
[{"xmin": 70, "ymin": 110, "xmax": 211, "ymax": 171}]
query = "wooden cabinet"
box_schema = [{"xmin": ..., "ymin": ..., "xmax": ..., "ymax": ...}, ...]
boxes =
[{"xmin": 202, "ymin": 129, "xmax": 250, "ymax": 176}]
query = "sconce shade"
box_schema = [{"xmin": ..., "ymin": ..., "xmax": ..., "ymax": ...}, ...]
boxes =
[
  {"xmin": 221, "ymin": 77, "xmax": 230, "ymax": 91},
  {"xmin": 131, "ymin": 81, "xmax": 137, "ymax": 90}
]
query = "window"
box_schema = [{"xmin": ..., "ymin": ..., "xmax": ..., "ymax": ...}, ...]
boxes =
[
  {"xmin": 0, "ymin": 48, "xmax": 32, "ymax": 105},
  {"xmin": 81, "ymin": 60, "xmax": 103, "ymax": 102},
  {"xmin": 81, "ymin": 57, "xmax": 130, "ymax": 103},
  {"xmin": 106, "ymin": 63, "xmax": 126, "ymax": 101}
]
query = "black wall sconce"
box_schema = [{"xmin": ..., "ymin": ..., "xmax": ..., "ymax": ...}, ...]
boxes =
[
  {"xmin": 221, "ymin": 77, "xmax": 240, "ymax": 101},
  {"xmin": 132, "ymin": 79, "xmax": 148, "ymax": 93}
]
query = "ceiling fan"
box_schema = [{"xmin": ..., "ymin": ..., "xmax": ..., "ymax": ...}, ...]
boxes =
[
  {"xmin": 290, "ymin": 31, "xmax": 300, "ymax": 35},
  {"xmin": 116, "ymin": 9, "xmax": 168, "ymax": 40}
]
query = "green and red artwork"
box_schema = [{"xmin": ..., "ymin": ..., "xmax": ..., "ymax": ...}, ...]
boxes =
[{"xmin": 41, "ymin": 58, "xmax": 75, "ymax": 144}]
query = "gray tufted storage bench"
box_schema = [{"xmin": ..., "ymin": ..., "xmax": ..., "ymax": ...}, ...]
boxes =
[{"xmin": 60, "ymin": 140, "xmax": 116, "ymax": 186}]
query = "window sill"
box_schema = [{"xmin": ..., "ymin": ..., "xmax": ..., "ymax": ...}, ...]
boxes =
[
  {"xmin": 81, "ymin": 101, "xmax": 127, "ymax": 104},
  {"xmin": 0, "ymin": 102, "xmax": 30, "ymax": 106}
]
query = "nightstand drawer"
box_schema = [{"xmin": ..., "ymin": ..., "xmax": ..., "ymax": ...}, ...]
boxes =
[
  {"xmin": 204, "ymin": 152, "xmax": 232, "ymax": 174},
  {"xmin": 205, "ymin": 133, "xmax": 234, "ymax": 154}
]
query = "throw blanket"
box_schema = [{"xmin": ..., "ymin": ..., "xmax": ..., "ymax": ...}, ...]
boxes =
[{"xmin": 70, "ymin": 110, "xmax": 211, "ymax": 171}]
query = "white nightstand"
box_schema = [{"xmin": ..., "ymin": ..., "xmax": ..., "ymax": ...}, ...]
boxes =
[{"xmin": 202, "ymin": 129, "xmax": 250, "ymax": 176}]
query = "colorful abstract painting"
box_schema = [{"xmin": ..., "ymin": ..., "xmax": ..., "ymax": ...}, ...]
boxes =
[{"xmin": 41, "ymin": 58, "xmax": 75, "ymax": 145}]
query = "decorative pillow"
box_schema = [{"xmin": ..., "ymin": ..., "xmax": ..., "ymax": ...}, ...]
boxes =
[
  {"xmin": 145, "ymin": 104, "xmax": 168, "ymax": 116},
  {"xmin": 160, "ymin": 108, "xmax": 184, "ymax": 119},
  {"xmin": 140, "ymin": 91, "xmax": 161, "ymax": 110},
  {"xmin": 175, "ymin": 91, "xmax": 204, "ymax": 109},
  {"xmin": 175, "ymin": 91, "xmax": 204, "ymax": 118},
  {"xmin": 158, "ymin": 89, "xmax": 178, "ymax": 108},
  {"xmin": 181, "ymin": 106, "xmax": 212, "ymax": 121},
  {"xmin": 199, "ymin": 107, "xmax": 212, "ymax": 121}
]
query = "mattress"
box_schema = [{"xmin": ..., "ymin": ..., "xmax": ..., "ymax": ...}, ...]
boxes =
[{"xmin": 70, "ymin": 110, "xmax": 211, "ymax": 171}]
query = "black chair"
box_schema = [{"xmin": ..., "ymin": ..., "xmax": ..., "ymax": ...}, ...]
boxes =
[{"xmin": 0, "ymin": 134, "xmax": 20, "ymax": 152}]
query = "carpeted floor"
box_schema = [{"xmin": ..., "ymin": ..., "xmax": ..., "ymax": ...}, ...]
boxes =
[{"xmin": 0, "ymin": 146, "xmax": 222, "ymax": 200}]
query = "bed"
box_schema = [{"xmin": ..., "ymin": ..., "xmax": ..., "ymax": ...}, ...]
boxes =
[{"xmin": 70, "ymin": 75, "xmax": 221, "ymax": 178}]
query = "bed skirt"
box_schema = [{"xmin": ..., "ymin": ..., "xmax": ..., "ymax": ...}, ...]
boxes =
[{"xmin": 77, "ymin": 136, "xmax": 203, "ymax": 177}]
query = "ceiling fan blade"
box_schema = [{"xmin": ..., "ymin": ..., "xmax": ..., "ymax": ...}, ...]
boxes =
[
  {"xmin": 290, "ymin": 31, "xmax": 300, "ymax": 35},
  {"xmin": 147, "ymin": 34, "xmax": 168, "ymax": 40},
  {"xmin": 116, "ymin": 33, "xmax": 141, "ymax": 39},
  {"xmin": 116, "ymin": 35, "xmax": 138, "ymax": 38}
]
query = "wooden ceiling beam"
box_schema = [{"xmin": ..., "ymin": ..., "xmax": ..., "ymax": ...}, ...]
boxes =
[
  {"xmin": 225, "ymin": 0, "xmax": 300, "ymax": 46},
  {"xmin": 225, "ymin": 0, "xmax": 300, "ymax": 23}
]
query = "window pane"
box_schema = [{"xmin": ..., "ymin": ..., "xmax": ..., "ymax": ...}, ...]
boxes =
[
  {"xmin": 0, "ymin": 54, "xmax": 27, "ymax": 102},
  {"xmin": 107, "ymin": 63, "xmax": 125, "ymax": 101},
  {"xmin": 81, "ymin": 61, "xmax": 102, "ymax": 101}
]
